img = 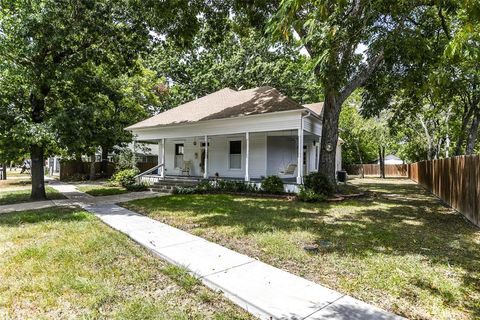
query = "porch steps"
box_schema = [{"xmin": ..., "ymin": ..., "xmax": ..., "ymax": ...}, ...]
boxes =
[{"xmin": 149, "ymin": 178, "xmax": 200, "ymax": 193}]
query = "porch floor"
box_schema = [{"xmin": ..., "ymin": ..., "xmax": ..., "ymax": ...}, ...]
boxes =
[{"xmin": 149, "ymin": 174, "xmax": 297, "ymax": 184}]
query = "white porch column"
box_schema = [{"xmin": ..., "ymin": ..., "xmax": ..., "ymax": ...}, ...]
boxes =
[
  {"xmin": 204, "ymin": 135, "xmax": 208, "ymax": 179},
  {"xmin": 245, "ymin": 132, "xmax": 250, "ymax": 182},
  {"xmin": 53, "ymin": 156, "xmax": 57, "ymax": 173},
  {"xmin": 297, "ymin": 128, "xmax": 304, "ymax": 184},
  {"xmin": 159, "ymin": 138, "xmax": 165, "ymax": 178}
]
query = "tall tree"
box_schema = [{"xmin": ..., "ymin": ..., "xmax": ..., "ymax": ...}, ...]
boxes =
[
  {"xmin": 0, "ymin": 0, "xmax": 198, "ymax": 200},
  {"xmin": 362, "ymin": 0, "xmax": 480, "ymax": 157},
  {"xmin": 222, "ymin": 0, "xmax": 439, "ymax": 182},
  {"xmin": 149, "ymin": 26, "xmax": 322, "ymax": 110}
]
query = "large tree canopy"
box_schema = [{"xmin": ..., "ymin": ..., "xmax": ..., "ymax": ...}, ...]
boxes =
[
  {"xmin": 149, "ymin": 25, "xmax": 322, "ymax": 110},
  {"xmin": 0, "ymin": 0, "xmax": 199, "ymax": 199},
  {"xmin": 215, "ymin": 0, "xmax": 445, "ymax": 181}
]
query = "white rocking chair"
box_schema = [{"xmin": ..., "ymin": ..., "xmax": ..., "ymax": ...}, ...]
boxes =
[
  {"xmin": 278, "ymin": 163, "xmax": 297, "ymax": 176},
  {"xmin": 180, "ymin": 160, "xmax": 191, "ymax": 176}
]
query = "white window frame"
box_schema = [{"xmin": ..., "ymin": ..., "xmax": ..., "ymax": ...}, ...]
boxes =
[{"xmin": 227, "ymin": 137, "xmax": 243, "ymax": 171}]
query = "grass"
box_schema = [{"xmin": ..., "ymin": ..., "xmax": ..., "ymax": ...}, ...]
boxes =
[
  {"xmin": 0, "ymin": 175, "xmax": 31, "ymax": 190},
  {"xmin": 123, "ymin": 178, "xmax": 480, "ymax": 320},
  {"xmin": 76, "ymin": 185, "xmax": 128, "ymax": 196},
  {"xmin": 0, "ymin": 207, "xmax": 251, "ymax": 319},
  {"xmin": 0, "ymin": 186, "xmax": 65, "ymax": 205}
]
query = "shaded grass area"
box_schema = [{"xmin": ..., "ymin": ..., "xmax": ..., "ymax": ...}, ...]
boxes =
[
  {"xmin": 0, "ymin": 207, "xmax": 251, "ymax": 319},
  {"xmin": 124, "ymin": 178, "xmax": 480, "ymax": 320},
  {"xmin": 76, "ymin": 185, "xmax": 128, "ymax": 196},
  {"xmin": 0, "ymin": 186, "xmax": 65, "ymax": 205}
]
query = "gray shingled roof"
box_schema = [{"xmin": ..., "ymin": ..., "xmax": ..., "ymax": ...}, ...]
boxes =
[{"xmin": 127, "ymin": 86, "xmax": 322, "ymax": 130}]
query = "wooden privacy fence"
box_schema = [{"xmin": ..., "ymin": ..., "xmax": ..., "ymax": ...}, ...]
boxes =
[
  {"xmin": 60, "ymin": 161, "xmax": 116, "ymax": 180},
  {"xmin": 60, "ymin": 161, "xmax": 159, "ymax": 180},
  {"xmin": 345, "ymin": 164, "xmax": 408, "ymax": 177},
  {"xmin": 408, "ymin": 155, "xmax": 480, "ymax": 227},
  {"xmin": 137, "ymin": 162, "xmax": 158, "ymax": 173}
]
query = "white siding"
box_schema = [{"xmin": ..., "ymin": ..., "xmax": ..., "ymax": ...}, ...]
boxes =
[
  {"xmin": 266, "ymin": 136, "xmax": 298, "ymax": 176},
  {"xmin": 162, "ymin": 133, "xmax": 267, "ymax": 179},
  {"xmin": 335, "ymin": 142, "xmax": 342, "ymax": 172},
  {"xmin": 132, "ymin": 111, "xmax": 303, "ymax": 141},
  {"xmin": 303, "ymin": 116, "xmax": 322, "ymax": 136}
]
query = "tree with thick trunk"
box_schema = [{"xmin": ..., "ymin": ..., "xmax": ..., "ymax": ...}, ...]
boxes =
[
  {"xmin": 30, "ymin": 145, "xmax": 46, "ymax": 200},
  {"xmin": 1, "ymin": 163, "xmax": 6, "ymax": 180},
  {"xmin": 260, "ymin": 0, "xmax": 412, "ymax": 183},
  {"xmin": 1, "ymin": 0, "xmax": 190, "ymax": 199}
]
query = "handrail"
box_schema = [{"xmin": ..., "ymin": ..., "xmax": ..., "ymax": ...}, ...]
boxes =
[{"xmin": 135, "ymin": 163, "xmax": 164, "ymax": 183}]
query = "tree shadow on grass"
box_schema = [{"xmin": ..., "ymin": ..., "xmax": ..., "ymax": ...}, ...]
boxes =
[
  {"xmin": 127, "ymin": 179, "xmax": 480, "ymax": 318},
  {"xmin": 0, "ymin": 207, "xmax": 92, "ymax": 227},
  {"xmin": 0, "ymin": 188, "xmax": 66, "ymax": 206}
]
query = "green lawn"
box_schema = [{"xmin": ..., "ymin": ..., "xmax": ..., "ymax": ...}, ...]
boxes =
[
  {"xmin": 77, "ymin": 185, "xmax": 128, "ymax": 196},
  {"xmin": 0, "ymin": 186, "xmax": 65, "ymax": 205},
  {"xmin": 123, "ymin": 178, "xmax": 480, "ymax": 320},
  {"xmin": 0, "ymin": 207, "xmax": 251, "ymax": 319}
]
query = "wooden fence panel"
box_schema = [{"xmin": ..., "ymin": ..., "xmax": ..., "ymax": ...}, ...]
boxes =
[
  {"xmin": 345, "ymin": 164, "xmax": 408, "ymax": 177},
  {"xmin": 136, "ymin": 162, "xmax": 158, "ymax": 173},
  {"xmin": 60, "ymin": 161, "xmax": 116, "ymax": 180},
  {"xmin": 408, "ymin": 155, "xmax": 479, "ymax": 227}
]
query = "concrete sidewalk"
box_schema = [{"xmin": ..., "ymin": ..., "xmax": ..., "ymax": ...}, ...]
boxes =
[
  {"xmin": 87, "ymin": 204, "xmax": 403, "ymax": 320},
  {"xmin": 0, "ymin": 200, "xmax": 57, "ymax": 214},
  {"xmin": 49, "ymin": 181, "xmax": 403, "ymax": 319}
]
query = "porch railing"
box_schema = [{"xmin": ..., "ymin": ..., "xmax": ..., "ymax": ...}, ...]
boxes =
[{"xmin": 135, "ymin": 163, "xmax": 164, "ymax": 183}]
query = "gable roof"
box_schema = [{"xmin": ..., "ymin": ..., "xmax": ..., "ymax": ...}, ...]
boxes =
[
  {"xmin": 385, "ymin": 154, "xmax": 402, "ymax": 161},
  {"xmin": 303, "ymin": 102, "xmax": 324, "ymax": 116},
  {"xmin": 127, "ymin": 86, "xmax": 322, "ymax": 130}
]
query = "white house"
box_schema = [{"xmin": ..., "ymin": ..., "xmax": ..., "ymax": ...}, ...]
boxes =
[
  {"xmin": 379, "ymin": 154, "xmax": 404, "ymax": 165},
  {"xmin": 126, "ymin": 86, "xmax": 342, "ymax": 188}
]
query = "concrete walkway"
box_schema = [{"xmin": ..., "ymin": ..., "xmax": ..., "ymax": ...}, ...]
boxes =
[
  {"xmin": 0, "ymin": 200, "xmax": 57, "ymax": 214},
  {"xmin": 9, "ymin": 181, "xmax": 404, "ymax": 320}
]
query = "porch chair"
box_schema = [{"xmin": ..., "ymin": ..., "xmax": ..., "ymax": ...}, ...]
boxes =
[
  {"xmin": 279, "ymin": 163, "xmax": 297, "ymax": 176},
  {"xmin": 181, "ymin": 160, "xmax": 191, "ymax": 176}
]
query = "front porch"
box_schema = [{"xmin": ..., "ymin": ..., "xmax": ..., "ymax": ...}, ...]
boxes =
[{"xmin": 136, "ymin": 129, "xmax": 329, "ymax": 186}]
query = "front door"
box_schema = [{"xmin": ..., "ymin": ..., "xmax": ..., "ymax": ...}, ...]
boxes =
[
  {"xmin": 199, "ymin": 142, "xmax": 209, "ymax": 174},
  {"xmin": 200, "ymin": 149, "xmax": 205, "ymax": 174},
  {"xmin": 174, "ymin": 143, "xmax": 184, "ymax": 169}
]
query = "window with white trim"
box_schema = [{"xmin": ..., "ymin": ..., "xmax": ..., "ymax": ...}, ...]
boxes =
[
  {"xmin": 229, "ymin": 140, "xmax": 242, "ymax": 169},
  {"xmin": 174, "ymin": 143, "xmax": 184, "ymax": 168}
]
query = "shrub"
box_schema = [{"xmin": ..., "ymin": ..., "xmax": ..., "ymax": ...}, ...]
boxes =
[
  {"xmin": 297, "ymin": 187, "xmax": 327, "ymax": 202},
  {"xmin": 216, "ymin": 180, "xmax": 258, "ymax": 193},
  {"xmin": 112, "ymin": 168, "xmax": 139, "ymax": 188},
  {"xmin": 172, "ymin": 186, "xmax": 198, "ymax": 195},
  {"xmin": 114, "ymin": 147, "xmax": 137, "ymax": 171},
  {"xmin": 261, "ymin": 176, "xmax": 284, "ymax": 194},
  {"xmin": 125, "ymin": 182, "xmax": 148, "ymax": 192},
  {"xmin": 303, "ymin": 172, "xmax": 334, "ymax": 196}
]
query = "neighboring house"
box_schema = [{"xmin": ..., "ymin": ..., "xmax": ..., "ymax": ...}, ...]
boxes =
[
  {"xmin": 379, "ymin": 154, "xmax": 404, "ymax": 165},
  {"xmin": 126, "ymin": 86, "xmax": 342, "ymax": 189}
]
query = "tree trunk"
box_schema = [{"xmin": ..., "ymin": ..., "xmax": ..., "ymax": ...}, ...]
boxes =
[
  {"xmin": 355, "ymin": 139, "xmax": 364, "ymax": 178},
  {"xmin": 1, "ymin": 163, "xmax": 6, "ymax": 180},
  {"xmin": 89, "ymin": 154, "xmax": 96, "ymax": 180},
  {"xmin": 466, "ymin": 113, "xmax": 480, "ymax": 154},
  {"xmin": 455, "ymin": 105, "xmax": 474, "ymax": 155},
  {"xmin": 30, "ymin": 144, "xmax": 47, "ymax": 201},
  {"xmin": 29, "ymin": 85, "xmax": 50, "ymax": 200},
  {"xmin": 379, "ymin": 146, "xmax": 385, "ymax": 179},
  {"xmin": 100, "ymin": 146, "xmax": 109, "ymax": 175},
  {"xmin": 318, "ymin": 91, "xmax": 341, "ymax": 184}
]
